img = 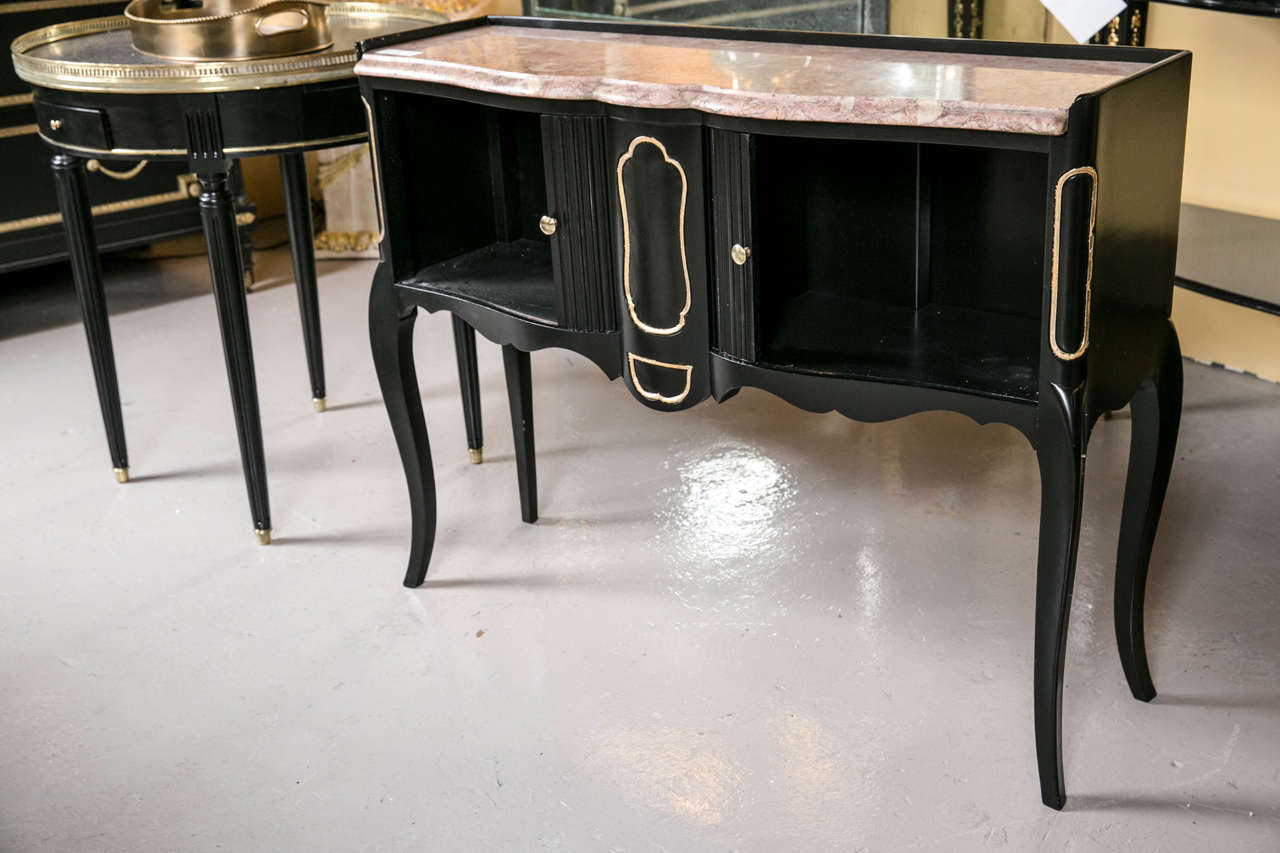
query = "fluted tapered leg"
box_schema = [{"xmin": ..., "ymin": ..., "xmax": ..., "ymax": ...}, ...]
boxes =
[
  {"xmin": 51, "ymin": 152, "xmax": 129, "ymax": 483},
  {"xmin": 1115, "ymin": 325, "xmax": 1183, "ymax": 702},
  {"xmin": 279, "ymin": 152, "xmax": 326, "ymax": 410},
  {"xmin": 452, "ymin": 316, "xmax": 484, "ymax": 463},
  {"xmin": 1034, "ymin": 382, "xmax": 1087, "ymax": 810},
  {"xmin": 370, "ymin": 264, "xmax": 437, "ymax": 587},
  {"xmin": 198, "ymin": 168, "xmax": 271, "ymax": 543},
  {"xmin": 502, "ymin": 345, "xmax": 536, "ymax": 524}
]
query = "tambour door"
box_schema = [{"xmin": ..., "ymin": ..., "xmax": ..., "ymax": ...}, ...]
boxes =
[{"xmin": 541, "ymin": 114, "xmax": 617, "ymax": 333}]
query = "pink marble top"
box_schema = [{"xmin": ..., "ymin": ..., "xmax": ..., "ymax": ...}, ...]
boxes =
[{"xmin": 355, "ymin": 25, "xmax": 1153, "ymax": 135}]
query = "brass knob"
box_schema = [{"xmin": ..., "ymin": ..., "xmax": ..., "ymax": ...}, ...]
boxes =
[
  {"xmin": 730, "ymin": 243, "xmax": 750, "ymax": 266},
  {"xmin": 539, "ymin": 215, "xmax": 558, "ymax": 236},
  {"xmin": 49, "ymin": 118, "xmax": 62, "ymax": 131}
]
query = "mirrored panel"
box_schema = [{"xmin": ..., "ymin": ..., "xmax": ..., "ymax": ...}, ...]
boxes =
[{"xmin": 523, "ymin": 0, "xmax": 891, "ymax": 33}]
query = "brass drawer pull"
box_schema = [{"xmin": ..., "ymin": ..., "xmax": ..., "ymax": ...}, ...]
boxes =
[
  {"xmin": 539, "ymin": 214, "xmax": 557, "ymax": 236},
  {"xmin": 1049, "ymin": 165, "xmax": 1097, "ymax": 362},
  {"xmin": 87, "ymin": 159, "xmax": 148, "ymax": 181},
  {"xmin": 730, "ymin": 243, "xmax": 750, "ymax": 266}
]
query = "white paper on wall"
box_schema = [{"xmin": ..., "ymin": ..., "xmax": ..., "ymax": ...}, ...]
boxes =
[
  {"xmin": 1039, "ymin": 0, "xmax": 1126, "ymax": 43},
  {"xmin": 315, "ymin": 144, "xmax": 380, "ymax": 259}
]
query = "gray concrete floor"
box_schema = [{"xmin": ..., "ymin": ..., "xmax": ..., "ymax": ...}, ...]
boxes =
[{"xmin": 1, "ymin": 247, "xmax": 1278, "ymax": 852}]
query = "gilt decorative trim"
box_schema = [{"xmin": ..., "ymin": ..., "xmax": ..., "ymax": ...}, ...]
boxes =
[
  {"xmin": 616, "ymin": 135, "xmax": 691, "ymax": 336},
  {"xmin": 0, "ymin": 173, "xmax": 197, "ymax": 235},
  {"xmin": 1048, "ymin": 165, "xmax": 1097, "ymax": 362},
  {"xmin": 627, "ymin": 353, "xmax": 693, "ymax": 405},
  {"xmin": 360, "ymin": 96, "xmax": 386, "ymax": 246},
  {"xmin": 0, "ymin": 123, "xmax": 38, "ymax": 140}
]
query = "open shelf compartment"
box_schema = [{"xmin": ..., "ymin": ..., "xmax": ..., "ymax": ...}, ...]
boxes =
[
  {"xmin": 391, "ymin": 93, "xmax": 558, "ymax": 325},
  {"xmin": 402, "ymin": 239, "xmax": 557, "ymax": 325},
  {"xmin": 747, "ymin": 134, "xmax": 1049, "ymax": 403}
]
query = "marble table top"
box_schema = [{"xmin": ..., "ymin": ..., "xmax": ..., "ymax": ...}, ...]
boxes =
[{"xmin": 355, "ymin": 24, "xmax": 1156, "ymax": 135}]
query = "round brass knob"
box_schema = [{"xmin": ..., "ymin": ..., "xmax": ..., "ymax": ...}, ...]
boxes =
[
  {"xmin": 730, "ymin": 243, "xmax": 750, "ymax": 266},
  {"xmin": 49, "ymin": 118, "xmax": 63, "ymax": 131},
  {"xmin": 539, "ymin": 215, "xmax": 558, "ymax": 236}
]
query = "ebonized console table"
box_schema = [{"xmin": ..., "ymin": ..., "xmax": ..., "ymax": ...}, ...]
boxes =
[
  {"xmin": 356, "ymin": 17, "xmax": 1191, "ymax": 809},
  {"xmin": 12, "ymin": 3, "xmax": 438, "ymax": 544}
]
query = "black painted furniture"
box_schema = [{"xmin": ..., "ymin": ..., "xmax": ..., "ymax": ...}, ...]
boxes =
[
  {"xmin": 357, "ymin": 17, "xmax": 1191, "ymax": 809},
  {"xmin": 0, "ymin": 0, "xmax": 208, "ymax": 274},
  {"xmin": 12, "ymin": 4, "xmax": 438, "ymax": 543}
]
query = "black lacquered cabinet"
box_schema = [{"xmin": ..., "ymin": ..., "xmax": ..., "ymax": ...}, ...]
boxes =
[
  {"xmin": 0, "ymin": 2, "xmax": 203, "ymax": 274},
  {"xmin": 358, "ymin": 17, "xmax": 1192, "ymax": 809}
]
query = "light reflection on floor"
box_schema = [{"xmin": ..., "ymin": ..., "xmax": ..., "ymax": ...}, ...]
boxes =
[{"xmin": 657, "ymin": 440, "xmax": 799, "ymax": 613}]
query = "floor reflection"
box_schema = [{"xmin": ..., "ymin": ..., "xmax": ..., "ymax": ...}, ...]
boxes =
[{"xmin": 656, "ymin": 440, "xmax": 799, "ymax": 612}]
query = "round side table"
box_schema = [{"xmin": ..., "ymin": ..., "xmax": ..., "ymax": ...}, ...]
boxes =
[{"xmin": 13, "ymin": 3, "xmax": 439, "ymax": 544}]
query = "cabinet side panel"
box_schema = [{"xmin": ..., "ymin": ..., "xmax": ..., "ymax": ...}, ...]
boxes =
[
  {"xmin": 708, "ymin": 129, "xmax": 755, "ymax": 361},
  {"xmin": 364, "ymin": 88, "xmax": 414, "ymax": 281},
  {"xmin": 1091, "ymin": 55, "xmax": 1191, "ymax": 320},
  {"xmin": 543, "ymin": 114, "xmax": 617, "ymax": 332}
]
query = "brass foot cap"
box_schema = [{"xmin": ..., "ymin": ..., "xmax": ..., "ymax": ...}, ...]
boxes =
[
  {"xmin": 254, "ymin": 528, "xmax": 272, "ymax": 546},
  {"xmin": 313, "ymin": 397, "xmax": 327, "ymax": 413},
  {"xmin": 114, "ymin": 467, "xmax": 129, "ymax": 484},
  {"xmin": 468, "ymin": 448, "xmax": 483, "ymax": 464}
]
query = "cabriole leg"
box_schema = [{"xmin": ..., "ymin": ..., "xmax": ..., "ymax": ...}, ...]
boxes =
[
  {"xmin": 452, "ymin": 316, "xmax": 483, "ymax": 463},
  {"xmin": 502, "ymin": 345, "xmax": 536, "ymax": 524},
  {"xmin": 1034, "ymin": 382, "xmax": 1088, "ymax": 810},
  {"xmin": 51, "ymin": 151, "xmax": 130, "ymax": 483},
  {"xmin": 370, "ymin": 266, "xmax": 437, "ymax": 586},
  {"xmin": 1115, "ymin": 326, "xmax": 1183, "ymax": 701},
  {"xmin": 198, "ymin": 167, "xmax": 271, "ymax": 544},
  {"xmin": 279, "ymin": 152, "xmax": 326, "ymax": 412}
]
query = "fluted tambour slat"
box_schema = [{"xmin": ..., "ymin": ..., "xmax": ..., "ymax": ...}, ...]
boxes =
[
  {"xmin": 710, "ymin": 129, "xmax": 755, "ymax": 361},
  {"xmin": 542, "ymin": 115, "xmax": 617, "ymax": 332}
]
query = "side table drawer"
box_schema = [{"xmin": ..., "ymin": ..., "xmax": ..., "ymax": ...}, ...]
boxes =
[{"xmin": 33, "ymin": 101, "xmax": 111, "ymax": 151}]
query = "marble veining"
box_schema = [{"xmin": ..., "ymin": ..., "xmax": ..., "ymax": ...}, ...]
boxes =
[{"xmin": 355, "ymin": 25, "xmax": 1153, "ymax": 135}]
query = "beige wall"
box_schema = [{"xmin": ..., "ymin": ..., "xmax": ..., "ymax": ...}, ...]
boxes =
[
  {"xmin": 890, "ymin": 0, "xmax": 1048, "ymax": 41},
  {"xmin": 240, "ymin": 156, "xmax": 285, "ymax": 220},
  {"xmin": 1146, "ymin": 6, "xmax": 1280, "ymax": 220},
  {"xmin": 888, "ymin": 0, "xmax": 946, "ymax": 36},
  {"xmin": 890, "ymin": 0, "xmax": 1280, "ymax": 221},
  {"xmin": 1174, "ymin": 288, "xmax": 1280, "ymax": 382},
  {"xmin": 889, "ymin": 0, "xmax": 1280, "ymax": 379}
]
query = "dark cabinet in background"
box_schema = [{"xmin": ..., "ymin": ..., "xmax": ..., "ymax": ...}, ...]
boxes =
[{"xmin": 0, "ymin": 2, "xmax": 201, "ymax": 274}]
